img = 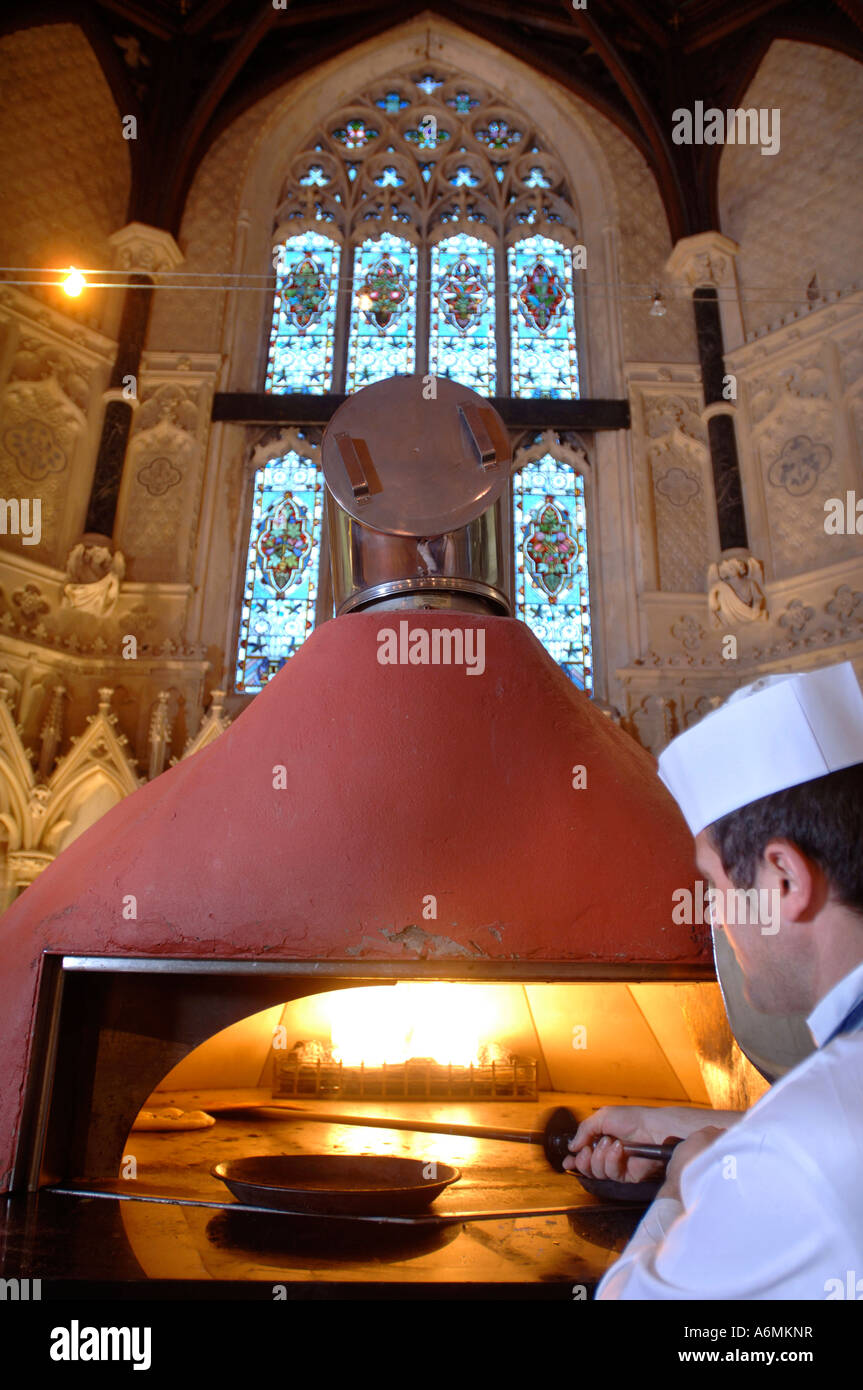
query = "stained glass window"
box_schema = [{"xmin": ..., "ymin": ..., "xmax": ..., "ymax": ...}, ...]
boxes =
[
  {"xmin": 429, "ymin": 234, "xmax": 496, "ymax": 393},
  {"xmin": 235, "ymin": 452, "xmax": 324, "ymax": 693},
  {"xmin": 513, "ymin": 453, "xmax": 592, "ymax": 691},
  {"xmin": 267, "ymin": 232, "xmax": 340, "ymax": 394},
  {"xmin": 346, "ymin": 233, "xmax": 418, "ymax": 390},
  {"xmin": 332, "ymin": 119, "xmax": 379, "ymax": 149},
  {"xmin": 507, "ymin": 235, "xmax": 579, "ymax": 399},
  {"xmin": 252, "ymin": 67, "xmax": 591, "ymax": 695}
]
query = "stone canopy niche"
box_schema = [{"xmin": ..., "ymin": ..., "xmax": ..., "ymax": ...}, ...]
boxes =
[{"xmin": 0, "ymin": 611, "xmax": 707, "ymax": 1190}]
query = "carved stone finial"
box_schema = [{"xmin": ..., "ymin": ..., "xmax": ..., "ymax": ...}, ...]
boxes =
[
  {"xmin": 707, "ymin": 549, "xmax": 769, "ymax": 628},
  {"xmin": 148, "ymin": 690, "xmax": 173, "ymax": 781},
  {"xmin": 39, "ymin": 684, "xmax": 67, "ymax": 781},
  {"xmin": 97, "ymin": 687, "xmax": 114, "ymax": 716}
]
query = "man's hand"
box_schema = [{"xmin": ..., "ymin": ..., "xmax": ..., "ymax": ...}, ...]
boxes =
[
  {"xmin": 562, "ymin": 1104, "xmax": 739, "ymax": 1185},
  {"xmin": 655, "ymin": 1125, "xmax": 727, "ymax": 1202}
]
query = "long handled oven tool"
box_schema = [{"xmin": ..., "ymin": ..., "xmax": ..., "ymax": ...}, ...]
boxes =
[{"xmin": 215, "ymin": 1102, "xmax": 682, "ymax": 1172}]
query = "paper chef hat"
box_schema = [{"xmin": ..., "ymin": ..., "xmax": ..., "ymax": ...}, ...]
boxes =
[{"xmin": 657, "ymin": 661, "xmax": 863, "ymax": 836}]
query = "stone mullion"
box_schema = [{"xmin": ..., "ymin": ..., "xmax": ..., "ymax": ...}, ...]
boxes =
[
  {"xmin": 692, "ymin": 285, "xmax": 748, "ymax": 553},
  {"xmin": 84, "ymin": 225, "xmax": 184, "ymax": 542},
  {"xmin": 331, "ymin": 239, "xmax": 352, "ymax": 394},
  {"xmin": 416, "ymin": 241, "xmax": 430, "ymax": 378},
  {"xmin": 86, "ymin": 273, "xmax": 153, "ymax": 539},
  {"xmin": 495, "ymin": 240, "xmax": 510, "ymax": 399}
]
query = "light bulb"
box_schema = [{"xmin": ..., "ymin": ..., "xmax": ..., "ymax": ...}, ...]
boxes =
[
  {"xmin": 62, "ymin": 267, "xmax": 86, "ymax": 297},
  {"xmin": 649, "ymin": 290, "xmax": 667, "ymax": 317}
]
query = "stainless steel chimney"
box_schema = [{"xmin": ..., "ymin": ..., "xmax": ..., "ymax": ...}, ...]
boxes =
[{"xmin": 321, "ymin": 375, "xmax": 513, "ymax": 616}]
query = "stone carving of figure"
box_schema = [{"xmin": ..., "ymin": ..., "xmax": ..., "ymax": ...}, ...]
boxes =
[
  {"xmin": 63, "ymin": 542, "xmax": 126, "ymax": 618},
  {"xmin": 707, "ymin": 552, "xmax": 768, "ymax": 628}
]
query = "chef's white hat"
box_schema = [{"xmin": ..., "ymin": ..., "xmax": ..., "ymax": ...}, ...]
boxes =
[{"xmin": 657, "ymin": 661, "xmax": 863, "ymax": 836}]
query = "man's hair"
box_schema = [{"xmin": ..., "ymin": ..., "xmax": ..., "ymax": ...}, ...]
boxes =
[{"xmin": 707, "ymin": 762, "xmax": 863, "ymax": 915}]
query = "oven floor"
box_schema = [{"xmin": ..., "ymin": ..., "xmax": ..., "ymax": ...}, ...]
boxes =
[{"xmin": 5, "ymin": 1089, "xmax": 703, "ymax": 1292}]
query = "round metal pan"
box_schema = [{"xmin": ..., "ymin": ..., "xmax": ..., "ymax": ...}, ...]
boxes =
[
  {"xmin": 574, "ymin": 1173, "xmax": 662, "ymax": 1205},
  {"xmin": 212, "ymin": 1154, "xmax": 461, "ymax": 1215}
]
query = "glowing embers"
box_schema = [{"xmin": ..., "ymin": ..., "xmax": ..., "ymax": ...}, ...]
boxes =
[
  {"xmin": 346, "ymin": 233, "xmax": 418, "ymax": 389},
  {"xmin": 507, "ymin": 235, "xmax": 579, "ymax": 398},
  {"xmin": 514, "ymin": 453, "xmax": 592, "ymax": 691},
  {"xmin": 429, "ymin": 234, "xmax": 496, "ymax": 393},
  {"xmin": 267, "ymin": 232, "xmax": 340, "ymax": 393},
  {"xmin": 235, "ymin": 453, "xmax": 323, "ymax": 694}
]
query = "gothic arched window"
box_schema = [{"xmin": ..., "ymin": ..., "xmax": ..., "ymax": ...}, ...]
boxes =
[
  {"xmin": 242, "ymin": 68, "xmax": 590, "ymax": 693},
  {"xmin": 513, "ymin": 446, "xmax": 592, "ymax": 692},
  {"xmin": 235, "ymin": 448, "xmax": 324, "ymax": 694}
]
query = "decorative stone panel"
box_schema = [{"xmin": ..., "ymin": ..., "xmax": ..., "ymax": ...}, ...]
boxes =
[
  {"xmin": 719, "ymin": 40, "xmax": 863, "ymax": 340},
  {"xmin": 115, "ymin": 355, "xmax": 221, "ymax": 583}
]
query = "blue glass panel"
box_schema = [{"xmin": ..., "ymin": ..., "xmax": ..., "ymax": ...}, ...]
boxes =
[
  {"xmin": 507, "ymin": 235, "xmax": 579, "ymax": 398},
  {"xmin": 446, "ymin": 92, "xmax": 479, "ymax": 112},
  {"xmin": 300, "ymin": 165, "xmax": 329, "ymax": 186},
  {"xmin": 235, "ymin": 452, "xmax": 323, "ymax": 693},
  {"xmin": 449, "ymin": 166, "xmax": 480, "ymax": 187},
  {"xmin": 375, "ymin": 166, "xmax": 404, "ymax": 187},
  {"xmin": 474, "ymin": 118, "xmax": 522, "ymax": 151},
  {"xmin": 405, "ymin": 124, "xmax": 450, "ymax": 150},
  {"xmin": 266, "ymin": 231, "xmax": 340, "ymax": 394},
  {"xmin": 514, "ymin": 454, "xmax": 592, "ymax": 691},
  {"xmin": 429, "ymin": 234, "xmax": 496, "ymax": 394},
  {"xmin": 523, "ymin": 167, "xmax": 552, "ymax": 188},
  {"xmin": 416, "ymin": 74, "xmax": 444, "ymax": 95},
  {"xmin": 346, "ymin": 232, "xmax": 418, "ymax": 389},
  {"xmin": 376, "ymin": 91, "xmax": 409, "ymax": 112},
  {"xmin": 332, "ymin": 119, "xmax": 379, "ymax": 149}
]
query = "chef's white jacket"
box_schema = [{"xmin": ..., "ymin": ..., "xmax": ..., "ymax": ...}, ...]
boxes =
[{"xmin": 595, "ymin": 959, "xmax": 863, "ymax": 1300}]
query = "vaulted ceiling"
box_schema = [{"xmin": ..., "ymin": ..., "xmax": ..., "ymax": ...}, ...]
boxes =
[{"xmin": 4, "ymin": 1, "xmax": 862, "ymax": 241}]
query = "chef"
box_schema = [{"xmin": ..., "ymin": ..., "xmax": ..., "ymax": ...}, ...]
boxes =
[{"xmin": 565, "ymin": 661, "xmax": 863, "ymax": 1299}]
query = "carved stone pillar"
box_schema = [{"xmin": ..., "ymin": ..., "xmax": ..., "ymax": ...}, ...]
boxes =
[
  {"xmin": 666, "ymin": 233, "xmax": 748, "ymax": 554},
  {"xmin": 86, "ymin": 224, "xmax": 184, "ymax": 539}
]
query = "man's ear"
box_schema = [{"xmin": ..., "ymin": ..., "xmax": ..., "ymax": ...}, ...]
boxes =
[{"xmin": 760, "ymin": 839, "xmax": 824, "ymax": 920}]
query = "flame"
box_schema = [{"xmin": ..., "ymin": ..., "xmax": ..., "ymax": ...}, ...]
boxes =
[{"xmin": 328, "ymin": 983, "xmax": 489, "ymax": 1067}]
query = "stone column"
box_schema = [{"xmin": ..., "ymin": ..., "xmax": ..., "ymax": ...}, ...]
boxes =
[
  {"xmin": 666, "ymin": 232, "xmax": 769, "ymax": 630},
  {"xmin": 666, "ymin": 232, "xmax": 748, "ymax": 552},
  {"xmin": 86, "ymin": 224, "xmax": 184, "ymax": 540}
]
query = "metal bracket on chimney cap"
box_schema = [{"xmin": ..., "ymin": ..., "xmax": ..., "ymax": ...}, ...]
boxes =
[
  {"xmin": 335, "ymin": 432, "xmax": 373, "ymax": 502},
  {"xmin": 459, "ymin": 404, "xmax": 498, "ymax": 469}
]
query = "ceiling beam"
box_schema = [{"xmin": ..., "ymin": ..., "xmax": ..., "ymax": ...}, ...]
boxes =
[
  {"xmin": 156, "ymin": 0, "xmax": 283, "ymax": 227},
  {"xmin": 212, "ymin": 391, "xmax": 631, "ymax": 430},
  {"xmin": 95, "ymin": 0, "xmax": 178, "ymax": 41},
  {"xmin": 559, "ymin": 0, "xmax": 689, "ymax": 239},
  {"xmin": 610, "ymin": 0, "xmax": 671, "ymax": 49},
  {"xmin": 183, "ymin": 0, "xmax": 237, "ymax": 37}
]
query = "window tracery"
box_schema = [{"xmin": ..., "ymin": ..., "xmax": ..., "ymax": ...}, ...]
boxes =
[{"xmin": 242, "ymin": 69, "xmax": 592, "ymax": 694}]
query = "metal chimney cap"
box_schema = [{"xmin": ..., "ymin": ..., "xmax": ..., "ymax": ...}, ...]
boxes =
[{"xmin": 321, "ymin": 374, "xmax": 511, "ymax": 537}]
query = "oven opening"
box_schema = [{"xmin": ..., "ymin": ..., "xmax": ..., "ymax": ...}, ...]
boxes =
[{"xmin": 16, "ymin": 960, "xmax": 768, "ymax": 1285}]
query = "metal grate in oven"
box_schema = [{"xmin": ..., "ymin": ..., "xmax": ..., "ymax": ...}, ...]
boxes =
[{"xmin": 273, "ymin": 1057, "xmax": 538, "ymax": 1102}]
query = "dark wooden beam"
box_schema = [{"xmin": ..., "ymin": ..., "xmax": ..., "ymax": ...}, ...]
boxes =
[
  {"xmin": 559, "ymin": 0, "xmax": 690, "ymax": 240},
  {"xmin": 157, "ymin": 0, "xmax": 282, "ymax": 227},
  {"xmin": 94, "ymin": 0, "xmax": 179, "ymax": 40},
  {"xmin": 212, "ymin": 392, "xmax": 630, "ymax": 430},
  {"xmin": 610, "ymin": 0, "xmax": 671, "ymax": 49},
  {"xmin": 183, "ymin": 0, "xmax": 237, "ymax": 36}
]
